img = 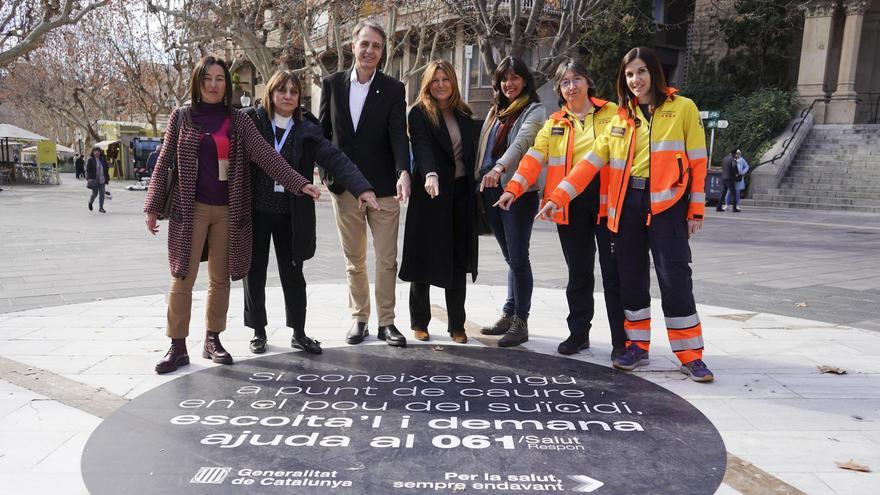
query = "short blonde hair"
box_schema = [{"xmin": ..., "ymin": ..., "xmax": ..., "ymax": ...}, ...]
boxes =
[{"xmin": 263, "ymin": 70, "xmax": 303, "ymax": 121}]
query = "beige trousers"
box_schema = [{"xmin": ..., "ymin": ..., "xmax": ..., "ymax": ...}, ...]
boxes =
[
  {"xmin": 330, "ymin": 192, "xmax": 400, "ymax": 326},
  {"xmin": 166, "ymin": 202, "xmax": 230, "ymax": 338}
]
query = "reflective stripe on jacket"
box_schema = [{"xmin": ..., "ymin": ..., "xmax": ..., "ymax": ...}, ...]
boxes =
[
  {"xmin": 504, "ymin": 97, "xmax": 617, "ymax": 225},
  {"xmin": 546, "ymin": 89, "xmax": 708, "ymax": 233}
]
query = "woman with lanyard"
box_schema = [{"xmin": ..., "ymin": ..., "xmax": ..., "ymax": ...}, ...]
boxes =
[
  {"xmin": 538, "ymin": 47, "xmax": 714, "ymax": 382},
  {"xmin": 399, "ymin": 59, "xmax": 477, "ymax": 344},
  {"xmin": 242, "ymin": 70, "xmax": 377, "ymax": 355},
  {"xmin": 144, "ymin": 56, "xmax": 323, "ymax": 375},
  {"xmin": 495, "ymin": 59, "xmax": 627, "ymax": 358},
  {"xmin": 474, "ymin": 56, "xmax": 545, "ymax": 347}
]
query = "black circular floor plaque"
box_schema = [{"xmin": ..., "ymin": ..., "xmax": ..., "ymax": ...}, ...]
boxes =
[{"xmin": 82, "ymin": 346, "xmax": 726, "ymax": 494}]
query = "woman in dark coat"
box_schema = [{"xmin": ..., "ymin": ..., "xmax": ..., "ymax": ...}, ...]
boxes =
[
  {"xmin": 243, "ymin": 70, "xmax": 378, "ymax": 355},
  {"xmin": 399, "ymin": 59, "xmax": 478, "ymax": 344},
  {"xmin": 86, "ymin": 147, "xmax": 110, "ymax": 212},
  {"xmin": 144, "ymin": 56, "xmax": 321, "ymax": 375}
]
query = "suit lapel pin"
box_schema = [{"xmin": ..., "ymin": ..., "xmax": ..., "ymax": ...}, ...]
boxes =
[{"xmin": 376, "ymin": 89, "xmax": 380, "ymax": 94}]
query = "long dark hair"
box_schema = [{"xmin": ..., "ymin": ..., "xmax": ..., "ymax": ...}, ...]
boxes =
[
  {"xmin": 552, "ymin": 59, "xmax": 597, "ymax": 108},
  {"xmin": 616, "ymin": 47, "xmax": 671, "ymax": 120},
  {"xmin": 189, "ymin": 55, "xmax": 233, "ymax": 111},
  {"xmin": 492, "ymin": 56, "xmax": 539, "ymax": 112}
]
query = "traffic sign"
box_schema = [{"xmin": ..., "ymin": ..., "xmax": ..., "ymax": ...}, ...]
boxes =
[
  {"xmin": 708, "ymin": 110, "xmax": 720, "ymax": 119},
  {"xmin": 699, "ymin": 110, "xmax": 709, "ymax": 119},
  {"xmin": 717, "ymin": 119, "xmax": 729, "ymax": 129},
  {"xmin": 706, "ymin": 120, "xmax": 717, "ymax": 129}
]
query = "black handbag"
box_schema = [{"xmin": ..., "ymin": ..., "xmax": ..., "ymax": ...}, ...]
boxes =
[{"xmin": 158, "ymin": 156, "xmax": 177, "ymax": 220}]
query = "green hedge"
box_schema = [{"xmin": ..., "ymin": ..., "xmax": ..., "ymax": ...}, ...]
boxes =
[{"xmin": 707, "ymin": 88, "xmax": 794, "ymax": 168}]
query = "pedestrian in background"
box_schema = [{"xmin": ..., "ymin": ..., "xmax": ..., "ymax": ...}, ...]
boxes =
[
  {"xmin": 474, "ymin": 56, "xmax": 545, "ymax": 344},
  {"xmin": 496, "ymin": 59, "xmax": 627, "ymax": 357},
  {"xmin": 722, "ymin": 149, "xmax": 748, "ymax": 210},
  {"xmin": 86, "ymin": 147, "xmax": 109, "ymax": 213},
  {"xmin": 146, "ymin": 145, "xmax": 160, "ymax": 177},
  {"xmin": 74, "ymin": 153, "xmax": 85, "ymax": 179},
  {"xmin": 144, "ymin": 55, "xmax": 321, "ymax": 375},
  {"xmin": 399, "ymin": 59, "xmax": 477, "ymax": 344},
  {"xmin": 717, "ymin": 148, "xmax": 741, "ymax": 213},
  {"xmin": 242, "ymin": 69, "xmax": 377, "ymax": 356},
  {"xmin": 538, "ymin": 46, "xmax": 714, "ymax": 382}
]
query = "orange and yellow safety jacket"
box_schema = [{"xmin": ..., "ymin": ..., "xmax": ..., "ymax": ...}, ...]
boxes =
[
  {"xmin": 545, "ymin": 89, "xmax": 707, "ymax": 233},
  {"xmin": 504, "ymin": 97, "xmax": 618, "ymax": 225}
]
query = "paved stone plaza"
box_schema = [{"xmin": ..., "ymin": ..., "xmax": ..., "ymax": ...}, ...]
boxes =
[{"xmin": 1, "ymin": 174, "xmax": 879, "ymax": 494}]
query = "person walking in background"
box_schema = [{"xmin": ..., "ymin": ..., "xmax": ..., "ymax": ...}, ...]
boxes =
[
  {"xmin": 717, "ymin": 148, "xmax": 741, "ymax": 213},
  {"xmin": 319, "ymin": 20, "xmax": 411, "ymax": 348},
  {"xmin": 538, "ymin": 47, "xmax": 714, "ymax": 382},
  {"xmin": 399, "ymin": 60, "xmax": 478, "ymax": 344},
  {"xmin": 474, "ymin": 56, "xmax": 545, "ymax": 345},
  {"xmin": 146, "ymin": 145, "xmax": 161, "ymax": 177},
  {"xmin": 495, "ymin": 59, "xmax": 627, "ymax": 357},
  {"xmin": 86, "ymin": 147, "xmax": 109, "ymax": 213},
  {"xmin": 722, "ymin": 149, "xmax": 748, "ymax": 211},
  {"xmin": 242, "ymin": 69, "xmax": 378, "ymax": 355},
  {"xmin": 144, "ymin": 55, "xmax": 321, "ymax": 375},
  {"xmin": 74, "ymin": 153, "xmax": 85, "ymax": 179}
]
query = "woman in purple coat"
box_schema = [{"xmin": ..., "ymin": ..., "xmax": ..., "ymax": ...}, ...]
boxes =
[{"xmin": 144, "ymin": 56, "xmax": 321, "ymax": 374}]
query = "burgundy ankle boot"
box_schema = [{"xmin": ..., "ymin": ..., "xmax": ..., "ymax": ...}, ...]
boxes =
[
  {"xmin": 155, "ymin": 338, "xmax": 189, "ymax": 374},
  {"xmin": 203, "ymin": 331, "xmax": 233, "ymax": 364}
]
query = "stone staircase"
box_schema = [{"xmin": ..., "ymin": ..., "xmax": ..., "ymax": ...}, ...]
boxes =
[{"xmin": 746, "ymin": 124, "xmax": 880, "ymax": 213}]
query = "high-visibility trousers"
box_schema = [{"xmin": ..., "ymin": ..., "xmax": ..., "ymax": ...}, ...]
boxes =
[{"xmin": 613, "ymin": 183, "xmax": 704, "ymax": 364}]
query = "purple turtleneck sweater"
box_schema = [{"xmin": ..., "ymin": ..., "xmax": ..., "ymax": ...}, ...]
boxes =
[{"xmin": 192, "ymin": 102, "xmax": 231, "ymax": 205}]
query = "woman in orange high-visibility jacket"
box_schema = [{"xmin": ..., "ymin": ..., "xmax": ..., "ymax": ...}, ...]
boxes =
[
  {"xmin": 496, "ymin": 59, "xmax": 628, "ymax": 359},
  {"xmin": 538, "ymin": 47, "xmax": 714, "ymax": 382}
]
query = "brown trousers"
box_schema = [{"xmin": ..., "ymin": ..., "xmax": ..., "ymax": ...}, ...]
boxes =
[
  {"xmin": 166, "ymin": 202, "xmax": 230, "ymax": 338},
  {"xmin": 330, "ymin": 192, "xmax": 400, "ymax": 326}
]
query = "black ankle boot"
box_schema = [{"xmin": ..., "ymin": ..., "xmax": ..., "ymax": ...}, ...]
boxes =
[
  {"xmin": 155, "ymin": 338, "xmax": 189, "ymax": 374},
  {"xmin": 203, "ymin": 331, "xmax": 233, "ymax": 364}
]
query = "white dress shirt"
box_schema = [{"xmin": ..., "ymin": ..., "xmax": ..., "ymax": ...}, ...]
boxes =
[{"xmin": 349, "ymin": 68, "xmax": 376, "ymax": 133}]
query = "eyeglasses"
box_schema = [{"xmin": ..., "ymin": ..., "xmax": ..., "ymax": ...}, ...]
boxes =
[{"xmin": 560, "ymin": 77, "xmax": 586, "ymax": 89}]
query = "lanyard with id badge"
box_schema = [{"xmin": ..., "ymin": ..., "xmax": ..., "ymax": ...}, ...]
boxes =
[{"xmin": 271, "ymin": 116, "xmax": 293, "ymax": 192}]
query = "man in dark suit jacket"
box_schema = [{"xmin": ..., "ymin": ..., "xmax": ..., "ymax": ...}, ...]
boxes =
[{"xmin": 320, "ymin": 19, "xmax": 411, "ymax": 348}]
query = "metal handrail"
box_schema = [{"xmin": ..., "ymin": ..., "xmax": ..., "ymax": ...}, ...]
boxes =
[{"xmin": 752, "ymin": 96, "xmax": 827, "ymax": 169}]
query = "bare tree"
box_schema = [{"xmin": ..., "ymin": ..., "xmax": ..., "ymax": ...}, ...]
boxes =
[
  {"xmin": 0, "ymin": 0, "xmax": 110, "ymax": 67},
  {"xmin": 297, "ymin": 0, "xmax": 453, "ymax": 87},
  {"xmin": 146, "ymin": 0, "xmax": 302, "ymax": 82},
  {"xmin": 102, "ymin": 2, "xmax": 193, "ymax": 133},
  {"xmin": 444, "ymin": 0, "xmax": 610, "ymax": 84},
  {"xmin": 0, "ymin": 20, "xmax": 130, "ymax": 146}
]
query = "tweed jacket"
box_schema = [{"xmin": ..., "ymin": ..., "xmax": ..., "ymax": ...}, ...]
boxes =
[{"xmin": 144, "ymin": 106, "xmax": 311, "ymax": 280}]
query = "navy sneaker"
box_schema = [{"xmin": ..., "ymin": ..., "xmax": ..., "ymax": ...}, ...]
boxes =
[
  {"xmin": 612, "ymin": 345, "xmax": 649, "ymax": 371},
  {"xmin": 680, "ymin": 359, "xmax": 714, "ymax": 382}
]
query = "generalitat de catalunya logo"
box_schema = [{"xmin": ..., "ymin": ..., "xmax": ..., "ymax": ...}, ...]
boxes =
[{"xmin": 191, "ymin": 467, "xmax": 232, "ymax": 484}]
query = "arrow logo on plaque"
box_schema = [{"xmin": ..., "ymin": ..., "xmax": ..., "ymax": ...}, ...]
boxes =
[{"xmin": 568, "ymin": 475, "xmax": 604, "ymax": 492}]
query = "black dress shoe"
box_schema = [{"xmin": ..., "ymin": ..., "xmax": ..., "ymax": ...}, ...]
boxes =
[
  {"xmin": 155, "ymin": 344, "xmax": 189, "ymax": 374},
  {"xmin": 291, "ymin": 334, "xmax": 323, "ymax": 354},
  {"xmin": 203, "ymin": 331, "xmax": 233, "ymax": 364},
  {"xmin": 346, "ymin": 321, "xmax": 369, "ymax": 344},
  {"xmin": 249, "ymin": 336, "xmax": 267, "ymax": 354},
  {"xmin": 557, "ymin": 333, "xmax": 590, "ymax": 355},
  {"xmin": 378, "ymin": 324, "xmax": 407, "ymax": 347}
]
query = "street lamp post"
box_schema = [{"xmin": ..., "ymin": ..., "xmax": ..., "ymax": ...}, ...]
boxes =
[
  {"xmin": 240, "ymin": 92, "xmax": 251, "ymax": 108},
  {"xmin": 75, "ymin": 128, "xmax": 84, "ymax": 154}
]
